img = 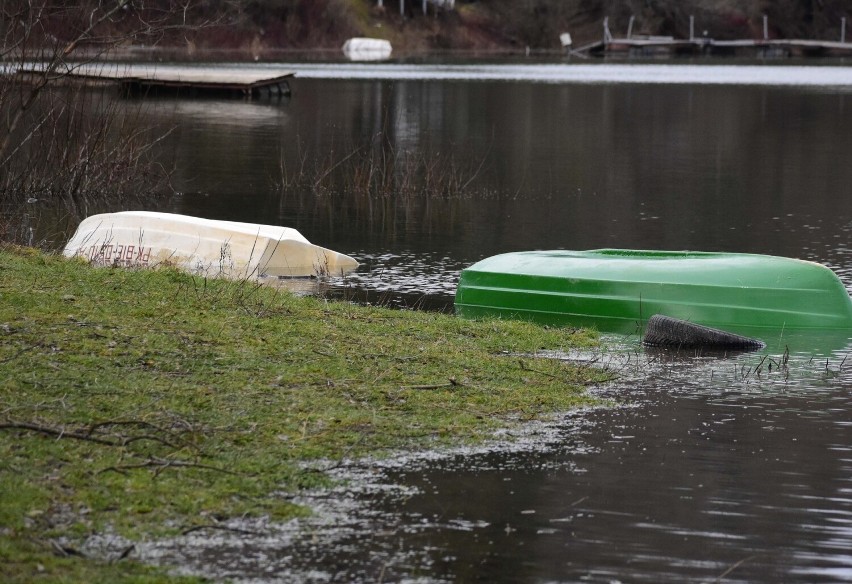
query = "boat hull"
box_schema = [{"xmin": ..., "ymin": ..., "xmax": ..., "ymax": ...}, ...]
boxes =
[
  {"xmin": 342, "ymin": 38, "xmax": 392, "ymax": 61},
  {"xmin": 455, "ymin": 249, "xmax": 852, "ymax": 334},
  {"xmin": 63, "ymin": 211, "xmax": 358, "ymax": 279}
]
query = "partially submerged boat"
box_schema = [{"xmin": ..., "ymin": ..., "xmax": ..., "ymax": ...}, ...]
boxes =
[
  {"xmin": 455, "ymin": 249, "xmax": 852, "ymax": 334},
  {"xmin": 63, "ymin": 211, "xmax": 358, "ymax": 280}
]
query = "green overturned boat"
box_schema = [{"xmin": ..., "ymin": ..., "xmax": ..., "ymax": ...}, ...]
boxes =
[{"xmin": 455, "ymin": 249, "xmax": 852, "ymax": 334}]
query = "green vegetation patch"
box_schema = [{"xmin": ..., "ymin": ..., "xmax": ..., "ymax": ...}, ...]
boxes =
[{"xmin": 0, "ymin": 246, "xmax": 604, "ymax": 582}]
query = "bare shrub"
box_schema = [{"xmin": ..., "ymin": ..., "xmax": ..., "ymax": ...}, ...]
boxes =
[
  {"xmin": 0, "ymin": 1, "xmax": 208, "ymax": 248},
  {"xmin": 0, "ymin": 86, "xmax": 172, "ymax": 247}
]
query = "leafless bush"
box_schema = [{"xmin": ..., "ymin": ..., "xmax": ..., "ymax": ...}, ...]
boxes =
[
  {"xmin": 0, "ymin": 1, "xmax": 209, "ymax": 248},
  {"xmin": 0, "ymin": 86, "xmax": 174, "ymax": 247}
]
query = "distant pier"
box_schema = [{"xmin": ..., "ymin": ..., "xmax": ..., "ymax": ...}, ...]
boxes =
[
  {"xmin": 571, "ymin": 16, "xmax": 852, "ymax": 58},
  {"xmin": 17, "ymin": 63, "xmax": 294, "ymax": 98}
]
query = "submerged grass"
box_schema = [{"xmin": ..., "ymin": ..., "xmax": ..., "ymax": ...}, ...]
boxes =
[{"xmin": 0, "ymin": 246, "xmax": 604, "ymax": 582}]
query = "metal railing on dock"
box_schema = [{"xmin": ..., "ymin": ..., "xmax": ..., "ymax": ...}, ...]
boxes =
[{"xmin": 570, "ymin": 15, "xmax": 852, "ymax": 58}]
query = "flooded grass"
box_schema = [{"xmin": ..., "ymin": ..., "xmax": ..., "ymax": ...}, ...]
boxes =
[
  {"xmin": 130, "ymin": 339, "xmax": 852, "ymax": 582},
  {"xmin": 0, "ymin": 246, "xmax": 604, "ymax": 582}
]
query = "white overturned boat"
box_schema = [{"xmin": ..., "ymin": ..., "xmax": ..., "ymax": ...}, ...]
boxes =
[
  {"xmin": 63, "ymin": 211, "xmax": 358, "ymax": 279},
  {"xmin": 342, "ymin": 37, "xmax": 392, "ymax": 61}
]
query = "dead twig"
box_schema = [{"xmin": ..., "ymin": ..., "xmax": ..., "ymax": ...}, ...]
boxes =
[
  {"xmin": 86, "ymin": 419, "xmax": 169, "ymax": 434},
  {"xmin": 716, "ymin": 554, "xmax": 758, "ymax": 581},
  {"xmin": 119, "ymin": 433, "xmax": 185, "ymax": 450},
  {"xmin": 0, "ymin": 419, "xmax": 122, "ymax": 446},
  {"xmin": 518, "ymin": 359, "xmax": 560, "ymax": 379},
  {"xmin": 98, "ymin": 457, "xmax": 240, "ymax": 476},
  {"xmin": 86, "ymin": 419, "xmax": 187, "ymax": 450},
  {"xmin": 51, "ymin": 540, "xmax": 85, "ymax": 557},
  {"xmin": 0, "ymin": 346, "xmax": 30, "ymax": 364},
  {"xmin": 181, "ymin": 524, "xmax": 263, "ymax": 536},
  {"xmin": 403, "ymin": 378, "xmax": 460, "ymax": 390},
  {"xmin": 114, "ymin": 544, "xmax": 136, "ymax": 562},
  {"xmin": 0, "ymin": 418, "xmax": 186, "ymax": 450}
]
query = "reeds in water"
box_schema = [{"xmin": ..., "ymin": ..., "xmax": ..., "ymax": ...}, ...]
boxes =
[{"xmin": 276, "ymin": 133, "xmax": 488, "ymax": 201}]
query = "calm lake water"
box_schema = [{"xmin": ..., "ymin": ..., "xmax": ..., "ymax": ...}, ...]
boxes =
[{"xmin": 115, "ymin": 61, "xmax": 852, "ymax": 582}]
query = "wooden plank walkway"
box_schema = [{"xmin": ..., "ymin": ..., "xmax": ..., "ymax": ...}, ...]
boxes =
[{"xmin": 18, "ymin": 63, "xmax": 294, "ymax": 98}]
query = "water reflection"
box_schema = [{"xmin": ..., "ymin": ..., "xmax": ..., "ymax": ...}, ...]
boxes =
[
  {"xmin": 358, "ymin": 344, "xmax": 852, "ymax": 583},
  {"xmin": 131, "ymin": 70, "xmax": 852, "ymax": 312}
]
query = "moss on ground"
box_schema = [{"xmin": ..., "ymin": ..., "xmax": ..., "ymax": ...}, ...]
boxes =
[{"xmin": 0, "ymin": 246, "xmax": 605, "ymax": 582}]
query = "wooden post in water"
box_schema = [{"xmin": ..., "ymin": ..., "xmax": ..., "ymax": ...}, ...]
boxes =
[
  {"xmin": 842, "ymin": 17, "xmax": 847, "ymax": 43},
  {"xmin": 763, "ymin": 15, "xmax": 768, "ymax": 40},
  {"xmin": 422, "ymin": 0, "xmax": 426, "ymax": 15},
  {"xmin": 627, "ymin": 15, "xmax": 635, "ymax": 39},
  {"xmin": 689, "ymin": 15, "xmax": 694, "ymax": 41},
  {"xmin": 400, "ymin": 0, "xmax": 404, "ymax": 17}
]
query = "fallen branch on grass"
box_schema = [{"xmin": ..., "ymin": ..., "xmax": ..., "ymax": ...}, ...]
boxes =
[
  {"xmin": 181, "ymin": 524, "xmax": 263, "ymax": 536},
  {"xmin": 402, "ymin": 377, "xmax": 461, "ymax": 391},
  {"xmin": 98, "ymin": 457, "xmax": 241, "ymax": 477},
  {"xmin": 51, "ymin": 540, "xmax": 85, "ymax": 557},
  {"xmin": 0, "ymin": 418, "xmax": 186, "ymax": 450},
  {"xmin": 0, "ymin": 419, "xmax": 124, "ymax": 446},
  {"xmin": 518, "ymin": 359, "xmax": 560, "ymax": 379}
]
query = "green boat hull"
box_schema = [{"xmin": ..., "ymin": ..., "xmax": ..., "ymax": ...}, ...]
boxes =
[{"xmin": 455, "ymin": 249, "xmax": 852, "ymax": 335}]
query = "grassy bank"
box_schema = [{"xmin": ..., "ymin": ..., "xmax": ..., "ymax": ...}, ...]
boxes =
[{"xmin": 0, "ymin": 246, "xmax": 605, "ymax": 582}]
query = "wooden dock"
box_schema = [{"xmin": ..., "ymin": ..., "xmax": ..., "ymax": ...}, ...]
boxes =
[
  {"xmin": 572, "ymin": 16, "xmax": 852, "ymax": 58},
  {"xmin": 18, "ymin": 63, "xmax": 294, "ymax": 98},
  {"xmin": 583, "ymin": 37, "xmax": 852, "ymax": 57}
]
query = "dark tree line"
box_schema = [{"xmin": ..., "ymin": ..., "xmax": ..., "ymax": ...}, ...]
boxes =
[{"xmin": 6, "ymin": 1, "xmax": 843, "ymax": 52}]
